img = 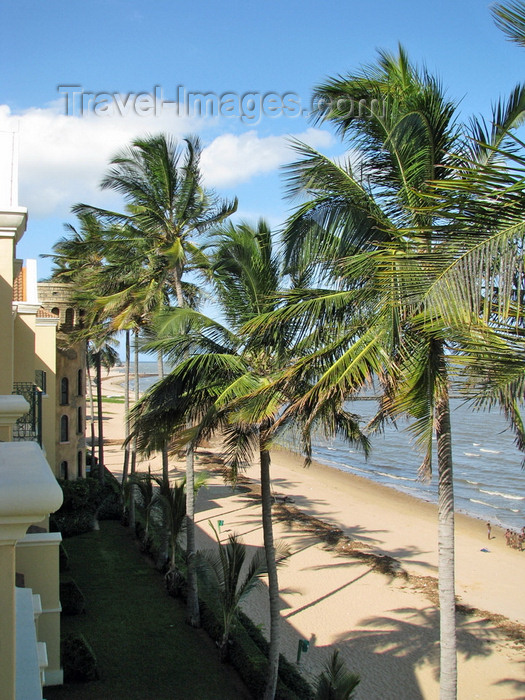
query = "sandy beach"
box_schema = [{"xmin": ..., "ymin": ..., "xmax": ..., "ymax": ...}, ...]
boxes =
[{"xmin": 97, "ymin": 370, "xmax": 525, "ymax": 699}]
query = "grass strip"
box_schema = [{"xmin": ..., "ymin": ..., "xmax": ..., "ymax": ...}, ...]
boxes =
[{"xmin": 46, "ymin": 520, "xmax": 250, "ymax": 700}]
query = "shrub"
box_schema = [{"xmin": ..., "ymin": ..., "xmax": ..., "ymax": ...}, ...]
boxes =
[
  {"xmin": 51, "ymin": 510, "xmax": 95, "ymax": 538},
  {"xmin": 59, "ymin": 542, "xmax": 70, "ymax": 572},
  {"xmin": 62, "ymin": 633, "xmax": 99, "ymax": 682},
  {"xmin": 60, "ymin": 578, "xmax": 86, "ymax": 615},
  {"xmin": 199, "ymin": 595, "xmax": 313, "ymax": 699},
  {"xmin": 56, "ymin": 477, "xmax": 104, "ymax": 513},
  {"xmin": 236, "ymin": 613, "xmax": 313, "ymax": 699},
  {"xmin": 51, "ymin": 471, "xmax": 122, "ymax": 537},
  {"xmin": 96, "ymin": 468, "xmax": 122, "ymax": 521}
]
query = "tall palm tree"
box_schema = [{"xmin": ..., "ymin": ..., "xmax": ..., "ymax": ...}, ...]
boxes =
[
  {"xmin": 129, "ymin": 220, "xmax": 369, "ymax": 700},
  {"xmin": 244, "ymin": 50, "xmax": 525, "ymax": 700},
  {"xmin": 74, "ymin": 134, "xmax": 237, "ymax": 627},
  {"xmin": 87, "ymin": 335, "xmax": 120, "ymax": 482},
  {"xmin": 47, "ymin": 213, "xmax": 123, "ymax": 483}
]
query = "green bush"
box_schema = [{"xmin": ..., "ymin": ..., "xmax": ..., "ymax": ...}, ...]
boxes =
[
  {"xmin": 199, "ymin": 595, "xmax": 313, "ymax": 699},
  {"xmin": 236, "ymin": 610, "xmax": 314, "ymax": 699},
  {"xmin": 51, "ymin": 510, "xmax": 95, "ymax": 538},
  {"xmin": 62, "ymin": 632, "xmax": 99, "ymax": 682},
  {"xmin": 59, "ymin": 542, "xmax": 70, "ymax": 572},
  {"xmin": 60, "ymin": 578, "xmax": 86, "ymax": 615},
  {"xmin": 56, "ymin": 477, "xmax": 104, "ymax": 513},
  {"xmin": 96, "ymin": 468, "xmax": 122, "ymax": 521},
  {"xmin": 51, "ymin": 471, "xmax": 122, "ymax": 537}
]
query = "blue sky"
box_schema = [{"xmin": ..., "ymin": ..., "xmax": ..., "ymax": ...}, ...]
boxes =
[{"xmin": 1, "ymin": 0, "xmax": 523, "ymax": 279}]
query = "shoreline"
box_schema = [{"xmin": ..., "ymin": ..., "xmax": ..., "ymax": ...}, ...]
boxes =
[
  {"xmin": 272, "ymin": 443, "xmax": 509, "ymax": 541},
  {"xmin": 98, "ymin": 369, "xmax": 524, "ymax": 532},
  {"xmin": 98, "ymin": 370, "xmax": 525, "ymax": 698}
]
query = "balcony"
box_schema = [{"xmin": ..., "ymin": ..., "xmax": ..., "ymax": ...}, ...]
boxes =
[
  {"xmin": 0, "ymin": 403, "xmax": 63, "ymax": 700},
  {"xmin": 12, "ymin": 382, "xmax": 42, "ymax": 446}
]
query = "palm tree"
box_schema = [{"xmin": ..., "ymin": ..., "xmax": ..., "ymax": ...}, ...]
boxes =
[
  {"xmin": 198, "ymin": 523, "xmax": 268, "ymax": 662},
  {"xmin": 127, "ymin": 468, "xmax": 155, "ymax": 548},
  {"xmin": 129, "ymin": 220, "xmax": 369, "ymax": 699},
  {"xmin": 243, "ymin": 50, "xmax": 525, "ymax": 700},
  {"xmin": 314, "ymin": 650, "xmax": 360, "ymax": 700},
  {"xmin": 151, "ymin": 475, "xmax": 187, "ymax": 594},
  {"xmin": 46, "ymin": 213, "xmax": 122, "ymax": 483},
  {"xmin": 87, "ymin": 335, "xmax": 120, "ymax": 482},
  {"xmin": 74, "ymin": 133, "xmax": 237, "ymax": 628},
  {"xmin": 492, "ymin": 0, "xmax": 525, "ymax": 46}
]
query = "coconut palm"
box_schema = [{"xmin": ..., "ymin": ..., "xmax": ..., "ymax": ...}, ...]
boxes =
[
  {"xmin": 243, "ymin": 50, "xmax": 525, "ymax": 700},
  {"xmin": 47, "ymin": 213, "xmax": 124, "ymax": 483},
  {"xmin": 492, "ymin": 0, "xmax": 525, "ymax": 46},
  {"xmin": 87, "ymin": 335, "xmax": 120, "ymax": 481},
  {"xmin": 198, "ymin": 523, "xmax": 268, "ymax": 662},
  {"xmin": 314, "ymin": 650, "xmax": 360, "ymax": 700},
  {"xmin": 72, "ymin": 134, "xmax": 238, "ymax": 317},
  {"xmin": 74, "ymin": 133, "xmax": 237, "ymax": 628},
  {"xmin": 129, "ymin": 220, "xmax": 369, "ymax": 699}
]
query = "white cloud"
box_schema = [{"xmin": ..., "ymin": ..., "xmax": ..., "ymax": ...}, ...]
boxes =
[
  {"xmin": 0, "ymin": 101, "xmax": 199, "ymax": 218},
  {"xmin": 0, "ymin": 100, "xmax": 334, "ymax": 218},
  {"xmin": 201, "ymin": 127, "xmax": 334, "ymax": 187}
]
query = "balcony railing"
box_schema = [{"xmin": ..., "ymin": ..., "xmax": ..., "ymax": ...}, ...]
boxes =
[{"xmin": 12, "ymin": 383, "xmax": 42, "ymax": 446}]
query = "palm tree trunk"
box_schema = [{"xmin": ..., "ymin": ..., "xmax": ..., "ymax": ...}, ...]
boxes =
[
  {"xmin": 95, "ymin": 350, "xmax": 104, "ymax": 485},
  {"xmin": 122, "ymin": 330, "xmax": 131, "ymax": 487},
  {"xmin": 129, "ymin": 330, "xmax": 139, "ymax": 529},
  {"xmin": 185, "ymin": 446, "xmax": 200, "ymax": 627},
  {"xmin": 174, "ymin": 272, "xmax": 200, "ymax": 626},
  {"xmin": 86, "ymin": 342, "xmax": 96, "ymax": 475},
  {"xmin": 162, "ymin": 444, "xmax": 169, "ymax": 482},
  {"xmin": 260, "ymin": 444, "xmax": 280, "ymax": 700},
  {"xmin": 159, "ymin": 350, "xmax": 170, "ymax": 482},
  {"xmin": 436, "ymin": 386, "xmax": 457, "ymax": 700}
]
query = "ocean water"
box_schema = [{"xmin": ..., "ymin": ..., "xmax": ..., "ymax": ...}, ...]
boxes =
[
  {"xmin": 310, "ymin": 397, "xmax": 525, "ymax": 531},
  {"xmin": 131, "ymin": 364, "xmax": 525, "ymax": 531}
]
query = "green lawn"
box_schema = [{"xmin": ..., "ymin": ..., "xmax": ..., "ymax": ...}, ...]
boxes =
[
  {"xmin": 46, "ymin": 521, "xmax": 251, "ymax": 700},
  {"xmin": 93, "ymin": 395, "xmax": 126, "ymax": 403}
]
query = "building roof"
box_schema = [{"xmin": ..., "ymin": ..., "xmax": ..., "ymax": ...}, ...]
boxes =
[{"xmin": 36, "ymin": 307, "xmax": 59, "ymax": 319}]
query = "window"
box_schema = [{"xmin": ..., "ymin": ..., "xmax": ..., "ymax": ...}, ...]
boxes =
[
  {"xmin": 60, "ymin": 415, "xmax": 69, "ymax": 442},
  {"xmin": 65, "ymin": 307, "xmax": 74, "ymax": 327},
  {"xmin": 60, "ymin": 377, "xmax": 69, "ymax": 405},
  {"xmin": 77, "ymin": 368, "xmax": 83, "ymax": 395},
  {"xmin": 60, "ymin": 460, "xmax": 68, "ymax": 480},
  {"xmin": 77, "ymin": 451, "xmax": 83, "ymax": 478},
  {"xmin": 77, "ymin": 407, "xmax": 82, "ymax": 434}
]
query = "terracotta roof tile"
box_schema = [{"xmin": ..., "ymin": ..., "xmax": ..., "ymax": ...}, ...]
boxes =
[
  {"xmin": 13, "ymin": 267, "xmax": 25, "ymax": 301},
  {"xmin": 36, "ymin": 307, "xmax": 59, "ymax": 318}
]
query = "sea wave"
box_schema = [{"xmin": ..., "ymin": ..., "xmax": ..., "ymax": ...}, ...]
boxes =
[
  {"xmin": 479, "ymin": 448, "xmax": 501, "ymax": 454},
  {"xmin": 340, "ymin": 464, "xmax": 374, "ymax": 477},
  {"xmin": 376, "ymin": 471, "xmax": 415, "ymax": 482},
  {"xmin": 479, "ymin": 489, "xmax": 524, "ymax": 501},
  {"xmin": 470, "ymin": 498, "xmax": 499, "ymax": 509}
]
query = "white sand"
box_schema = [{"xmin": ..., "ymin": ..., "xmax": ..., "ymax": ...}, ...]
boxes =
[{"xmin": 96, "ymin": 371, "xmax": 525, "ymax": 699}]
